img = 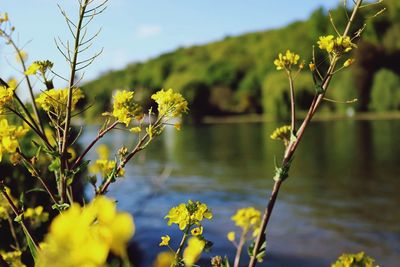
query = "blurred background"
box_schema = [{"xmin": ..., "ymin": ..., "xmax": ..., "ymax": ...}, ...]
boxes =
[{"xmin": 1, "ymin": 0, "xmax": 399, "ymax": 266}]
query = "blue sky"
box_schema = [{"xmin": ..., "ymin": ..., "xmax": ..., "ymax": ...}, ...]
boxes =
[{"xmin": 1, "ymin": 0, "xmax": 341, "ymax": 83}]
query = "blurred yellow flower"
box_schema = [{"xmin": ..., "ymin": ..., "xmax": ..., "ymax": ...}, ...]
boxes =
[
  {"xmin": 183, "ymin": 237, "xmax": 205, "ymax": 267},
  {"xmin": 231, "ymin": 207, "xmax": 261, "ymax": 236},
  {"xmin": 227, "ymin": 231, "xmax": 235, "ymax": 242},
  {"xmin": 0, "ymin": 83, "xmax": 14, "ymax": 114},
  {"xmin": 0, "ymin": 119, "xmax": 28, "ymax": 162},
  {"xmin": 0, "ymin": 250, "xmax": 25, "ymax": 267},
  {"xmin": 37, "ymin": 196, "xmax": 134, "ymax": 267},
  {"xmin": 153, "ymin": 251, "xmax": 175, "ymax": 267}
]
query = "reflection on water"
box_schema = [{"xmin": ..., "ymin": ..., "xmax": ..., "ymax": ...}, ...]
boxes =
[{"xmin": 82, "ymin": 120, "xmax": 400, "ymax": 267}]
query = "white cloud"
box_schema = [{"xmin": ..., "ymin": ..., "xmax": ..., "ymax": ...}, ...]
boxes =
[{"xmin": 135, "ymin": 25, "xmax": 162, "ymax": 39}]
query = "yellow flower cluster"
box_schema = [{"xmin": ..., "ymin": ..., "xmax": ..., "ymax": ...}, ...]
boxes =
[
  {"xmin": 89, "ymin": 144, "xmax": 124, "ymax": 178},
  {"xmin": 317, "ymin": 35, "xmax": 357, "ymax": 55},
  {"xmin": 0, "ymin": 119, "xmax": 28, "ymax": 162},
  {"xmin": 270, "ymin": 125, "xmax": 292, "ymax": 146},
  {"xmin": 0, "ymin": 187, "xmax": 14, "ymax": 220},
  {"xmin": 24, "ymin": 206, "xmax": 49, "ymax": 228},
  {"xmin": 331, "ymin": 252, "xmax": 379, "ymax": 267},
  {"xmin": 37, "ymin": 196, "xmax": 135, "ymax": 267},
  {"xmin": 24, "ymin": 60, "xmax": 54, "ymax": 76},
  {"xmin": 107, "ymin": 90, "xmax": 143, "ymax": 126},
  {"xmin": 0, "ymin": 83, "xmax": 15, "ymax": 114},
  {"xmin": 36, "ymin": 88, "xmax": 84, "ymax": 116},
  {"xmin": 183, "ymin": 237, "xmax": 206, "ymax": 267},
  {"xmin": 151, "ymin": 89, "xmax": 189, "ymax": 118},
  {"xmin": 153, "ymin": 251, "xmax": 175, "ymax": 267},
  {"xmin": 0, "ymin": 250, "xmax": 25, "ymax": 267},
  {"xmin": 165, "ymin": 200, "xmax": 212, "ymax": 231},
  {"xmin": 273, "ymin": 50, "xmax": 300, "ymax": 71},
  {"xmin": 230, "ymin": 207, "xmax": 261, "ymax": 238}
]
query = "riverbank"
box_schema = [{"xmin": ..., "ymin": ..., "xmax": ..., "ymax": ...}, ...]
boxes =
[{"xmin": 202, "ymin": 111, "xmax": 400, "ymax": 124}]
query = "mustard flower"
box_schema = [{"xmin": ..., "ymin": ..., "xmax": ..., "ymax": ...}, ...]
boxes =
[
  {"xmin": 343, "ymin": 58, "xmax": 355, "ymax": 67},
  {"xmin": 89, "ymin": 144, "xmax": 124, "ymax": 178},
  {"xmin": 270, "ymin": 125, "xmax": 292, "ymax": 147},
  {"xmin": 227, "ymin": 231, "xmax": 235, "ymax": 242},
  {"xmin": 0, "ymin": 83, "xmax": 14, "ymax": 114},
  {"xmin": 16, "ymin": 50, "xmax": 27, "ymax": 63},
  {"xmin": 0, "ymin": 250, "xmax": 25, "ymax": 267},
  {"xmin": 183, "ymin": 237, "xmax": 205, "ymax": 267},
  {"xmin": 151, "ymin": 88, "xmax": 189, "ymax": 118},
  {"xmin": 37, "ymin": 196, "xmax": 135, "ymax": 267},
  {"xmin": 331, "ymin": 252, "xmax": 379, "ymax": 267},
  {"xmin": 106, "ymin": 90, "xmax": 143, "ymax": 126},
  {"xmin": 273, "ymin": 50, "xmax": 300, "ymax": 71},
  {"xmin": 231, "ymin": 207, "xmax": 261, "ymax": 237},
  {"xmin": 153, "ymin": 251, "xmax": 175, "ymax": 267},
  {"xmin": 318, "ymin": 35, "xmax": 357, "ymax": 56},
  {"xmin": 25, "ymin": 60, "xmax": 54, "ymax": 75},
  {"xmin": 35, "ymin": 88, "xmax": 84, "ymax": 116},
  {"xmin": 0, "ymin": 119, "xmax": 28, "ymax": 162},
  {"xmin": 24, "ymin": 206, "xmax": 49, "ymax": 228},
  {"xmin": 191, "ymin": 226, "xmax": 203, "ymax": 236},
  {"xmin": 165, "ymin": 200, "xmax": 212, "ymax": 231},
  {"xmin": 159, "ymin": 235, "xmax": 171, "ymax": 246}
]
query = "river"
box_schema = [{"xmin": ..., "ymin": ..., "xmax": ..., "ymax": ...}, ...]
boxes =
[{"xmin": 81, "ymin": 119, "xmax": 400, "ymax": 267}]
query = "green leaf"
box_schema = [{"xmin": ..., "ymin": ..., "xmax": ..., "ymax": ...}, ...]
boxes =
[
  {"xmin": 48, "ymin": 158, "xmax": 60, "ymax": 172},
  {"xmin": 26, "ymin": 188, "xmax": 48, "ymax": 194},
  {"xmin": 52, "ymin": 203, "xmax": 70, "ymax": 211},
  {"xmin": 22, "ymin": 226, "xmax": 38, "ymax": 262},
  {"xmin": 14, "ymin": 214, "xmax": 23, "ymax": 223}
]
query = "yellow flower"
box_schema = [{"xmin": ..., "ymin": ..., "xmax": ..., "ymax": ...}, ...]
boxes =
[
  {"xmin": 343, "ymin": 58, "xmax": 355, "ymax": 67},
  {"xmin": 318, "ymin": 35, "xmax": 357, "ymax": 55},
  {"xmin": 107, "ymin": 90, "xmax": 143, "ymax": 126},
  {"xmin": 36, "ymin": 88, "xmax": 84, "ymax": 116},
  {"xmin": 270, "ymin": 125, "xmax": 292, "ymax": 147},
  {"xmin": 183, "ymin": 237, "xmax": 205, "ymax": 267},
  {"xmin": 331, "ymin": 252, "xmax": 379, "ymax": 267},
  {"xmin": 0, "ymin": 83, "xmax": 14, "ymax": 114},
  {"xmin": 96, "ymin": 144, "xmax": 110, "ymax": 160},
  {"xmin": 191, "ymin": 226, "xmax": 203, "ymax": 236},
  {"xmin": 165, "ymin": 200, "xmax": 212, "ymax": 231},
  {"xmin": 24, "ymin": 206, "xmax": 49, "ymax": 228},
  {"xmin": 0, "ymin": 119, "xmax": 28, "ymax": 162},
  {"xmin": 159, "ymin": 235, "xmax": 171, "ymax": 246},
  {"xmin": 0, "ymin": 250, "xmax": 26, "ymax": 267},
  {"xmin": 129, "ymin": 126, "xmax": 141, "ymax": 133},
  {"xmin": 153, "ymin": 252, "xmax": 175, "ymax": 267},
  {"xmin": 151, "ymin": 89, "xmax": 189, "ymax": 118},
  {"xmin": 24, "ymin": 62, "xmax": 41, "ymax": 75},
  {"xmin": 37, "ymin": 196, "xmax": 135, "ymax": 267},
  {"xmin": 309, "ymin": 62, "xmax": 316, "ymax": 72},
  {"xmin": 231, "ymin": 207, "xmax": 261, "ymax": 233},
  {"xmin": 227, "ymin": 231, "xmax": 235, "ymax": 242},
  {"xmin": 273, "ymin": 50, "xmax": 300, "ymax": 71}
]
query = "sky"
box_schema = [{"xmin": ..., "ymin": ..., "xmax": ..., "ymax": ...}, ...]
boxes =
[{"xmin": 1, "ymin": 0, "xmax": 341, "ymax": 84}]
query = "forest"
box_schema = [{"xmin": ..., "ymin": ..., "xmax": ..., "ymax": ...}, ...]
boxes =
[{"xmin": 82, "ymin": 0, "xmax": 400, "ymax": 122}]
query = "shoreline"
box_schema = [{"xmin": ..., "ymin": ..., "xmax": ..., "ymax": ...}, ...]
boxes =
[{"xmin": 202, "ymin": 112, "xmax": 400, "ymax": 124}]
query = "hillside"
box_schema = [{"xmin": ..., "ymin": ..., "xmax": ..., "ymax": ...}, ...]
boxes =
[{"xmin": 83, "ymin": 0, "xmax": 400, "ymax": 122}]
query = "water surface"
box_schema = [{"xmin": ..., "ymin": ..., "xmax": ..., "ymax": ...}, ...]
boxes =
[{"xmin": 82, "ymin": 120, "xmax": 400, "ymax": 267}]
